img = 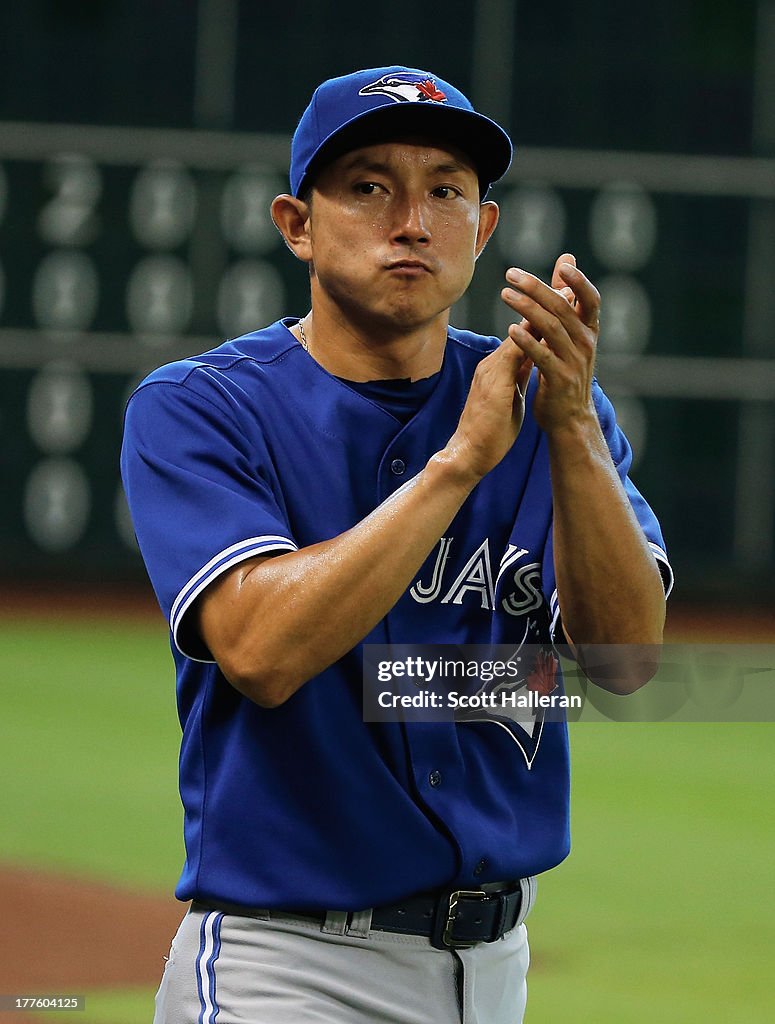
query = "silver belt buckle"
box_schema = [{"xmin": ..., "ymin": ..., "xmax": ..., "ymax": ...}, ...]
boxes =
[{"xmin": 441, "ymin": 889, "xmax": 489, "ymax": 949}]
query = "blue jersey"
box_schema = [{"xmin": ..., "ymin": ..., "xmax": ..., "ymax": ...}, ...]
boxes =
[{"xmin": 121, "ymin": 319, "xmax": 671, "ymax": 910}]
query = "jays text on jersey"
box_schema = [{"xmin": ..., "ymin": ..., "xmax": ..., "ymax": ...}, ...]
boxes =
[{"xmin": 120, "ymin": 318, "xmax": 672, "ymax": 911}]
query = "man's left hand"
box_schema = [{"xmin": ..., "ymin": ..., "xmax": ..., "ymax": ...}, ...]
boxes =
[{"xmin": 500, "ymin": 253, "xmax": 601, "ymax": 435}]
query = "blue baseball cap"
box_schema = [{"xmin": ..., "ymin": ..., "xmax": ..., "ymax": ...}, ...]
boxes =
[{"xmin": 290, "ymin": 66, "xmax": 513, "ymax": 199}]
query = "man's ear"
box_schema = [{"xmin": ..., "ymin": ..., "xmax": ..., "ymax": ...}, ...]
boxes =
[
  {"xmin": 474, "ymin": 200, "xmax": 499, "ymax": 260},
  {"xmin": 270, "ymin": 194, "xmax": 312, "ymax": 263}
]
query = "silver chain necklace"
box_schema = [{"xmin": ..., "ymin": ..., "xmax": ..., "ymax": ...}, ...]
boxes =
[{"xmin": 298, "ymin": 319, "xmax": 309, "ymax": 352}]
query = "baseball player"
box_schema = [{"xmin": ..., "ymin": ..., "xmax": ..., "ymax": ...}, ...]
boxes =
[{"xmin": 121, "ymin": 66, "xmax": 672, "ymax": 1024}]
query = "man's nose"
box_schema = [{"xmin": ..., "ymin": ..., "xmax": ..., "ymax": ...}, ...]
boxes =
[{"xmin": 389, "ymin": 193, "xmax": 431, "ymax": 246}]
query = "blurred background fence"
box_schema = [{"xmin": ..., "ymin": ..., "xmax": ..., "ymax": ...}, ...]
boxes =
[{"xmin": 1, "ymin": 0, "xmax": 774, "ymax": 607}]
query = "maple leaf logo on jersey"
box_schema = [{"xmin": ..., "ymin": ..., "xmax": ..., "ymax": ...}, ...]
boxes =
[
  {"xmin": 359, "ymin": 73, "xmax": 448, "ymax": 104},
  {"xmin": 526, "ymin": 649, "xmax": 559, "ymax": 696}
]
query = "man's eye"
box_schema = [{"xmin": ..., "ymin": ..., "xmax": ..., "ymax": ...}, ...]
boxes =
[
  {"xmin": 432, "ymin": 186, "xmax": 460, "ymax": 199},
  {"xmin": 355, "ymin": 182, "xmax": 383, "ymax": 195}
]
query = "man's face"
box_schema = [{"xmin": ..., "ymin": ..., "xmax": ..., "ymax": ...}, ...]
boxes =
[{"xmin": 304, "ymin": 138, "xmax": 498, "ymax": 335}]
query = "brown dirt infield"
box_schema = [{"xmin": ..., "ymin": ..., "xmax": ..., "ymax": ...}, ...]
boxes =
[{"xmin": 0, "ymin": 863, "xmax": 184, "ymax": 1019}]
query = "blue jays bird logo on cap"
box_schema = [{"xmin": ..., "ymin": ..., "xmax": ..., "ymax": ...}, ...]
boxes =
[
  {"xmin": 359, "ymin": 72, "xmax": 448, "ymax": 104},
  {"xmin": 289, "ymin": 66, "xmax": 513, "ymax": 197}
]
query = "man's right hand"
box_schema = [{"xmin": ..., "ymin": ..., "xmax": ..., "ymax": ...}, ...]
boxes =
[{"xmin": 443, "ymin": 337, "xmax": 532, "ymax": 485}]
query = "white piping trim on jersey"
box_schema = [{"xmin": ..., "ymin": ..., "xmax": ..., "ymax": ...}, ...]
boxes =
[
  {"xmin": 171, "ymin": 534, "xmax": 298, "ymax": 624},
  {"xmin": 197, "ymin": 911, "xmax": 222, "ymax": 1024},
  {"xmin": 171, "ymin": 535, "xmax": 297, "ymax": 661},
  {"xmin": 548, "ymin": 545, "xmax": 672, "ymax": 640},
  {"xmin": 649, "ymin": 543, "xmax": 674, "ymax": 598},
  {"xmin": 549, "ymin": 589, "xmax": 561, "ymax": 641},
  {"xmin": 460, "ymin": 715, "xmax": 545, "ymax": 770}
]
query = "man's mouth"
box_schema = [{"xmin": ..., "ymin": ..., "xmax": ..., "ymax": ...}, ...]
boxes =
[{"xmin": 384, "ymin": 259, "xmax": 433, "ymax": 275}]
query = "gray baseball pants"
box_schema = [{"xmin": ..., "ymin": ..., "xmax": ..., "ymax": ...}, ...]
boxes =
[{"xmin": 153, "ymin": 883, "xmax": 535, "ymax": 1024}]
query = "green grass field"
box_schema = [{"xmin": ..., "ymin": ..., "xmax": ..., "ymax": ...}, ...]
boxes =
[
  {"xmin": 0, "ymin": 619, "xmax": 182, "ymax": 888},
  {"xmin": 1, "ymin": 616, "xmax": 773, "ymax": 1022}
]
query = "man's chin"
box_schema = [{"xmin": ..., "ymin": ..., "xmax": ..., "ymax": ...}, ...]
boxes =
[{"xmin": 374, "ymin": 295, "xmax": 458, "ymax": 333}]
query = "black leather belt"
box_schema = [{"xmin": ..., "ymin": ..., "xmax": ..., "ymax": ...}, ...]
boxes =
[
  {"xmin": 193, "ymin": 882, "xmax": 523, "ymax": 950},
  {"xmin": 371, "ymin": 884, "xmax": 523, "ymax": 949}
]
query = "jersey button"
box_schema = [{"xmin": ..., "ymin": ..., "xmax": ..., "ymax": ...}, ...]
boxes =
[
  {"xmin": 390, "ymin": 458, "xmax": 406, "ymax": 476},
  {"xmin": 474, "ymin": 858, "xmax": 487, "ymax": 877},
  {"xmin": 428, "ymin": 770, "xmax": 442, "ymax": 787}
]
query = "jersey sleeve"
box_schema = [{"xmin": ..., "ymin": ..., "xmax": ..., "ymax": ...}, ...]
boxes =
[
  {"xmin": 121, "ymin": 375, "xmax": 297, "ymax": 661},
  {"xmin": 542, "ymin": 380, "xmax": 673, "ymax": 641}
]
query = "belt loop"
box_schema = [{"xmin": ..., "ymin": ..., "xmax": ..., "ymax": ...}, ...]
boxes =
[
  {"xmin": 516, "ymin": 876, "xmax": 537, "ymax": 928},
  {"xmin": 321, "ymin": 910, "xmax": 349, "ymax": 935},
  {"xmin": 347, "ymin": 909, "xmax": 373, "ymax": 938},
  {"xmin": 493, "ymin": 892, "xmax": 510, "ymax": 938}
]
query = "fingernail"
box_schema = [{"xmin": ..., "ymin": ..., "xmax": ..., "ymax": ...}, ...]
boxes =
[
  {"xmin": 559, "ymin": 262, "xmax": 576, "ymax": 276},
  {"xmin": 506, "ymin": 268, "xmax": 524, "ymax": 284}
]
